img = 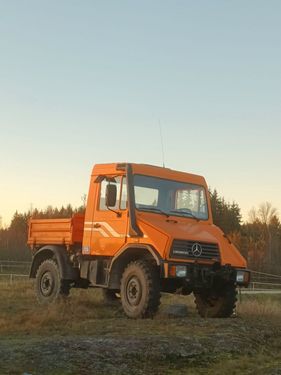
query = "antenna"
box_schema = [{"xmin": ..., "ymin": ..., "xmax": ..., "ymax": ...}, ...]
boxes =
[{"xmin": 159, "ymin": 120, "xmax": 165, "ymax": 168}]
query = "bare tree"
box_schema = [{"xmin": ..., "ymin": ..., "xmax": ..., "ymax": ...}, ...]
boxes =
[
  {"xmin": 248, "ymin": 207, "xmax": 257, "ymax": 223},
  {"xmin": 258, "ymin": 202, "xmax": 278, "ymax": 225},
  {"xmin": 248, "ymin": 202, "xmax": 278, "ymax": 225},
  {"xmin": 81, "ymin": 194, "xmax": 87, "ymax": 208}
]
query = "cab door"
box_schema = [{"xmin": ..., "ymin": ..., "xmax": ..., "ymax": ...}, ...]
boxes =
[{"xmin": 90, "ymin": 175, "xmax": 128, "ymax": 256}]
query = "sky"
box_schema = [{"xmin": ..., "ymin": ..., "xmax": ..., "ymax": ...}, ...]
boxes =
[{"xmin": 0, "ymin": 0, "xmax": 281, "ymax": 226}]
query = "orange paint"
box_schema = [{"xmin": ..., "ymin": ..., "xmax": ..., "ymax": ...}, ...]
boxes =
[{"xmin": 28, "ymin": 163, "xmax": 247, "ymax": 270}]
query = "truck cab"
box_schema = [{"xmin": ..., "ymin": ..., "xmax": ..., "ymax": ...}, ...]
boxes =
[{"xmin": 28, "ymin": 163, "xmax": 250, "ymax": 318}]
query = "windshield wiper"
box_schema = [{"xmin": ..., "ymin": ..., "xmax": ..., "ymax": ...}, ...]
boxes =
[
  {"xmin": 138, "ymin": 206, "xmax": 170, "ymax": 218},
  {"xmin": 169, "ymin": 209, "xmax": 200, "ymax": 221}
]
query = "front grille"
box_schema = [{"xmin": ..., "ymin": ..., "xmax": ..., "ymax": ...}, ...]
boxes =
[{"xmin": 170, "ymin": 239, "xmax": 220, "ymax": 261}]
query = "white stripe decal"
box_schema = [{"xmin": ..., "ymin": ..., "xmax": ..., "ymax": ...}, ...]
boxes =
[
  {"xmin": 84, "ymin": 222, "xmax": 146, "ymax": 238},
  {"xmin": 84, "ymin": 221, "xmax": 122, "ymax": 238},
  {"xmin": 84, "ymin": 221, "xmax": 117, "ymax": 238},
  {"xmin": 84, "ymin": 227, "xmax": 109, "ymax": 237},
  {"xmin": 93, "ymin": 228, "xmax": 110, "ymax": 237},
  {"xmin": 96, "ymin": 222, "xmax": 121, "ymax": 237}
]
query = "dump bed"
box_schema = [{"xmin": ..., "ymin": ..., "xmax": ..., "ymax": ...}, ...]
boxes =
[{"xmin": 28, "ymin": 214, "xmax": 84, "ymax": 247}]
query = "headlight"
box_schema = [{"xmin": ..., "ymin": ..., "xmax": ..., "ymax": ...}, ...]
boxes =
[
  {"xmin": 176, "ymin": 265, "xmax": 187, "ymax": 278},
  {"xmin": 236, "ymin": 270, "xmax": 250, "ymax": 284}
]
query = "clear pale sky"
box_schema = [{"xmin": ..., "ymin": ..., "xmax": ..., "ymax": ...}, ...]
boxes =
[{"xmin": 0, "ymin": 1, "xmax": 280, "ymax": 226}]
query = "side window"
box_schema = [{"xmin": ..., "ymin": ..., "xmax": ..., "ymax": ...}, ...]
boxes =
[
  {"xmin": 120, "ymin": 177, "xmax": 127, "ymax": 210},
  {"xmin": 99, "ymin": 176, "xmax": 121, "ymax": 211},
  {"xmin": 99, "ymin": 176, "xmax": 127, "ymax": 211}
]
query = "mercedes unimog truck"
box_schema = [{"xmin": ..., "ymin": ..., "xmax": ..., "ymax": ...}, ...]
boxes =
[{"xmin": 28, "ymin": 163, "xmax": 250, "ymax": 318}]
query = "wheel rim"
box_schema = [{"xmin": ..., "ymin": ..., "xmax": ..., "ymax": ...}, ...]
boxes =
[
  {"xmin": 126, "ymin": 276, "xmax": 142, "ymax": 306},
  {"xmin": 40, "ymin": 271, "xmax": 54, "ymax": 296}
]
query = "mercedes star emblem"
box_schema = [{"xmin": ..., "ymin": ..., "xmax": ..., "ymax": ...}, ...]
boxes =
[{"xmin": 191, "ymin": 243, "xmax": 202, "ymax": 257}]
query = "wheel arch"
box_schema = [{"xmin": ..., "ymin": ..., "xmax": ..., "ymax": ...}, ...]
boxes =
[
  {"xmin": 29, "ymin": 245, "xmax": 78, "ymax": 280},
  {"xmin": 108, "ymin": 244, "xmax": 162, "ymax": 289}
]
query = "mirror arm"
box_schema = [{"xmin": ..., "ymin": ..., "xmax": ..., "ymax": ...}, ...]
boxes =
[{"xmin": 106, "ymin": 205, "xmax": 121, "ymax": 217}]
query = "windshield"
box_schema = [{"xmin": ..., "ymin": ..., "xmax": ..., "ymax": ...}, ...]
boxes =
[{"xmin": 133, "ymin": 174, "xmax": 208, "ymax": 220}]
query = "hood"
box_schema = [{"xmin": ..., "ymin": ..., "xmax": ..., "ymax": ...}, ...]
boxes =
[{"xmin": 137, "ymin": 212, "xmax": 247, "ymax": 268}]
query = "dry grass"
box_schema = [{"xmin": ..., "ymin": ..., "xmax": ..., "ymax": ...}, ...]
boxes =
[
  {"xmin": 237, "ymin": 293, "xmax": 281, "ymax": 321},
  {"xmin": 0, "ymin": 279, "xmax": 280, "ymax": 336},
  {"xmin": 0, "ymin": 280, "xmax": 118, "ymax": 335},
  {"xmin": 0, "ymin": 280, "xmax": 281, "ymax": 374},
  {"xmin": 0, "ymin": 280, "xmax": 202, "ymax": 339}
]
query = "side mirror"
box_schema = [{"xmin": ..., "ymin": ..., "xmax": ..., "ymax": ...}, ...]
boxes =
[{"xmin": 105, "ymin": 184, "xmax": 117, "ymax": 207}]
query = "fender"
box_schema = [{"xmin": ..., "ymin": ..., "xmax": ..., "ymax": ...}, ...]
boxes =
[
  {"xmin": 107, "ymin": 244, "xmax": 163, "ymax": 289},
  {"xmin": 110, "ymin": 243, "xmax": 162, "ymax": 270},
  {"xmin": 29, "ymin": 245, "xmax": 78, "ymax": 280}
]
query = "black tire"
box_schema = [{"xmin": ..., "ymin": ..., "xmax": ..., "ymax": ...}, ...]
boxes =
[
  {"xmin": 194, "ymin": 283, "xmax": 237, "ymax": 318},
  {"xmin": 35, "ymin": 259, "xmax": 70, "ymax": 304},
  {"xmin": 102, "ymin": 289, "xmax": 120, "ymax": 304},
  {"xmin": 120, "ymin": 260, "xmax": 160, "ymax": 319}
]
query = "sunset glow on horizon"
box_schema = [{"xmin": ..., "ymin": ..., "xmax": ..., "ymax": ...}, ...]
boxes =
[{"xmin": 1, "ymin": 1, "xmax": 281, "ymax": 226}]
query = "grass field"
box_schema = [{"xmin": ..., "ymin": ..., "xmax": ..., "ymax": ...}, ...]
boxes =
[{"xmin": 0, "ymin": 280, "xmax": 280, "ymax": 375}]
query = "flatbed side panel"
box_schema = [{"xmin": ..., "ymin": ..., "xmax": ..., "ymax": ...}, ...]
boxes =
[{"xmin": 28, "ymin": 218, "xmax": 73, "ymax": 246}]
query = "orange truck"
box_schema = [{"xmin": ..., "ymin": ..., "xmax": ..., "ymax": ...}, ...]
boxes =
[{"xmin": 28, "ymin": 163, "xmax": 250, "ymax": 318}]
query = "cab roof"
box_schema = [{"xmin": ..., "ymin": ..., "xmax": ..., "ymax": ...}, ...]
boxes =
[{"xmin": 92, "ymin": 163, "xmax": 207, "ymax": 186}]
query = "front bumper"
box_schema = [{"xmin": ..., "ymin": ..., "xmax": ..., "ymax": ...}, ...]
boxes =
[{"xmin": 162, "ymin": 262, "xmax": 251, "ymax": 287}]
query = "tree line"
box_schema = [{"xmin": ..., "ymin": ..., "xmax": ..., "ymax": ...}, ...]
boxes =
[
  {"xmin": 210, "ymin": 191, "xmax": 281, "ymax": 274},
  {"xmin": 0, "ymin": 191, "xmax": 280, "ymax": 274},
  {"xmin": 0, "ymin": 205, "xmax": 85, "ymax": 261}
]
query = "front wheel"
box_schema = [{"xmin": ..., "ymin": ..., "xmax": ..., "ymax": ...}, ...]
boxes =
[
  {"xmin": 102, "ymin": 289, "xmax": 120, "ymax": 305},
  {"xmin": 194, "ymin": 283, "xmax": 237, "ymax": 318},
  {"xmin": 35, "ymin": 259, "xmax": 70, "ymax": 304},
  {"xmin": 120, "ymin": 260, "xmax": 160, "ymax": 319}
]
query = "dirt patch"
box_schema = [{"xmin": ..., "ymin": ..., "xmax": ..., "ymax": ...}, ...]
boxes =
[
  {"xmin": 1, "ymin": 318, "xmax": 281, "ymax": 375},
  {"xmin": 0, "ymin": 282, "xmax": 281, "ymax": 374}
]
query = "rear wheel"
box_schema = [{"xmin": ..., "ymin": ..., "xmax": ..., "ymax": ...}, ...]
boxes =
[
  {"xmin": 120, "ymin": 260, "xmax": 160, "ymax": 319},
  {"xmin": 35, "ymin": 259, "xmax": 70, "ymax": 304},
  {"xmin": 194, "ymin": 283, "xmax": 237, "ymax": 318}
]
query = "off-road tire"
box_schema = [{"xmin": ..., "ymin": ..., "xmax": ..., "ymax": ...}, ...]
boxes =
[
  {"xmin": 120, "ymin": 260, "xmax": 160, "ymax": 319},
  {"xmin": 102, "ymin": 289, "xmax": 120, "ymax": 305},
  {"xmin": 194, "ymin": 283, "xmax": 237, "ymax": 318},
  {"xmin": 35, "ymin": 259, "xmax": 70, "ymax": 304}
]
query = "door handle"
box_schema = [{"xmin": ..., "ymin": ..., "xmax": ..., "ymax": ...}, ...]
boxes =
[{"xmin": 94, "ymin": 223, "xmax": 101, "ymax": 228}]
